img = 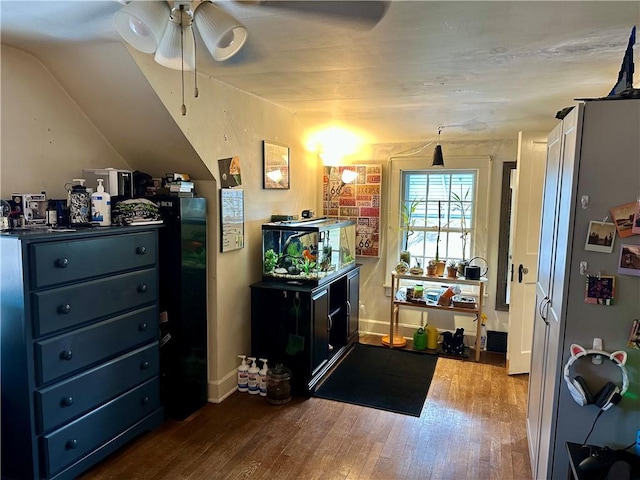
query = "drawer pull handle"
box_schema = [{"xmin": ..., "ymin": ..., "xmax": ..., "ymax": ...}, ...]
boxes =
[
  {"xmin": 138, "ymin": 284, "xmax": 148, "ymax": 293},
  {"xmin": 136, "ymin": 246, "xmax": 147, "ymax": 255},
  {"xmin": 55, "ymin": 258, "xmax": 69, "ymax": 268},
  {"xmin": 66, "ymin": 439, "xmax": 78, "ymax": 450},
  {"xmin": 57, "ymin": 304, "xmax": 71, "ymax": 315},
  {"xmin": 141, "ymin": 361, "xmax": 150, "ymax": 370},
  {"xmin": 141, "ymin": 396, "xmax": 150, "ymax": 405},
  {"xmin": 60, "ymin": 350, "xmax": 73, "ymax": 361},
  {"xmin": 61, "ymin": 396, "xmax": 73, "ymax": 407},
  {"xmin": 138, "ymin": 322, "xmax": 148, "ymax": 331}
]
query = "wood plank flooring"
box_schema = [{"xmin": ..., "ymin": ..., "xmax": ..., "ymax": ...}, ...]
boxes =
[{"xmin": 80, "ymin": 340, "xmax": 532, "ymax": 480}]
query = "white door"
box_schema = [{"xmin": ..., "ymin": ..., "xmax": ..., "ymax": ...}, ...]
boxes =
[{"xmin": 507, "ymin": 132, "xmax": 547, "ymax": 375}]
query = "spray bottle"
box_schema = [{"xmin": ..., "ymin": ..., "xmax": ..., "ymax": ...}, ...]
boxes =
[
  {"xmin": 237, "ymin": 355, "xmax": 249, "ymax": 393},
  {"xmin": 91, "ymin": 178, "xmax": 111, "ymax": 226},
  {"xmin": 247, "ymin": 357, "xmax": 260, "ymax": 395},
  {"xmin": 258, "ymin": 358, "xmax": 269, "ymax": 397}
]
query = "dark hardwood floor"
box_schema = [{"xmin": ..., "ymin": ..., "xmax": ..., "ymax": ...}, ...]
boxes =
[{"xmin": 80, "ymin": 338, "xmax": 532, "ymax": 480}]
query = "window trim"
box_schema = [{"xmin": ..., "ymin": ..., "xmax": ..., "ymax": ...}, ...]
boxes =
[{"xmin": 385, "ymin": 155, "xmax": 491, "ymax": 286}]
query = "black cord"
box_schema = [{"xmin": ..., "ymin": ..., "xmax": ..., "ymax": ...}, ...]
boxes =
[
  {"xmin": 583, "ymin": 409, "xmax": 604, "ymax": 445},
  {"xmin": 621, "ymin": 441, "xmax": 635, "ymax": 451}
]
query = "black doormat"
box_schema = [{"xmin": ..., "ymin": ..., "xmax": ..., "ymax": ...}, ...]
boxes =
[{"xmin": 314, "ymin": 343, "xmax": 438, "ymax": 417}]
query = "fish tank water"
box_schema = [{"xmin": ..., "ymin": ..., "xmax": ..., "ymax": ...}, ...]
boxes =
[{"xmin": 262, "ymin": 217, "xmax": 356, "ymax": 285}]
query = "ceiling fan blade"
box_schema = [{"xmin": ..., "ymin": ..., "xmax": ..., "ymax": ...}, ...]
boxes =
[{"xmin": 256, "ymin": 1, "xmax": 390, "ymax": 28}]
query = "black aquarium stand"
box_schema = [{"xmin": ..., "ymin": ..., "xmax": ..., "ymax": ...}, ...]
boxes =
[{"xmin": 250, "ymin": 265, "xmax": 360, "ymax": 396}]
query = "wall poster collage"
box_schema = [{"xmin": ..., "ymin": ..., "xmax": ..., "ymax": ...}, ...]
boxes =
[{"xmin": 322, "ymin": 165, "xmax": 382, "ymax": 257}]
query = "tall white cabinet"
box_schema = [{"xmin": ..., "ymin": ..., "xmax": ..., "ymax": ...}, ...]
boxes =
[{"xmin": 527, "ymin": 99, "xmax": 640, "ymax": 479}]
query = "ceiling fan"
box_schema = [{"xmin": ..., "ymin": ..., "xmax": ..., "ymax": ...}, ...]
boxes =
[
  {"xmin": 114, "ymin": 1, "xmax": 390, "ymax": 69},
  {"xmin": 114, "ymin": 0, "xmax": 389, "ymax": 114}
]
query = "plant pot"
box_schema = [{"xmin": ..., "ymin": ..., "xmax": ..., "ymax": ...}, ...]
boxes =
[
  {"xmin": 434, "ymin": 261, "xmax": 446, "ymax": 277},
  {"xmin": 427, "ymin": 265, "xmax": 438, "ymax": 276},
  {"xmin": 446, "ymin": 266, "xmax": 458, "ymax": 278}
]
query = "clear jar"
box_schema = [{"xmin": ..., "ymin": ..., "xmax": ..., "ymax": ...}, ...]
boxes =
[{"xmin": 266, "ymin": 363, "xmax": 292, "ymax": 405}]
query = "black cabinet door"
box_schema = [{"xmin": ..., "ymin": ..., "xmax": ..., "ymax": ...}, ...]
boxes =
[
  {"xmin": 347, "ymin": 268, "xmax": 360, "ymax": 340},
  {"xmin": 311, "ymin": 287, "xmax": 329, "ymax": 375}
]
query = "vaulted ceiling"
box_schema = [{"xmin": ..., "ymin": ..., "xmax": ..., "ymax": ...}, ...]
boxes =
[{"xmin": 2, "ymin": 1, "xmax": 638, "ymax": 152}]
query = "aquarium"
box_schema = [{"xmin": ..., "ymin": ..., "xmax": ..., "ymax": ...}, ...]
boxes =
[{"xmin": 262, "ymin": 217, "xmax": 356, "ymax": 285}]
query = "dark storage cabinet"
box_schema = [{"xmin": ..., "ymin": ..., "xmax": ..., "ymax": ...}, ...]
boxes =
[
  {"xmin": 250, "ymin": 265, "xmax": 360, "ymax": 395},
  {"xmin": 1, "ymin": 226, "xmax": 164, "ymax": 480},
  {"xmin": 151, "ymin": 196, "xmax": 208, "ymax": 420}
]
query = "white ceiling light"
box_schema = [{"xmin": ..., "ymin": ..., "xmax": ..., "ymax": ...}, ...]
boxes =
[
  {"xmin": 194, "ymin": 1, "xmax": 248, "ymax": 61},
  {"xmin": 114, "ymin": 1, "xmax": 247, "ymax": 68},
  {"xmin": 154, "ymin": 5, "xmax": 196, "ymax": 71},
  {"xmin": 114, "ymin": 1, "xmax": 169, "ymax": 54}
]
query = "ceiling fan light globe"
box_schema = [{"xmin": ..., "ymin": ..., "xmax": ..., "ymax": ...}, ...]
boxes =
[
  {"xmin": 154, "ymin": 21, "xmax": 196, "ymax": 71},
  {"xmin": 114, "ymin": 1, "xmax": 169, "ymax": 54},
  {"xmin": 194, "ymin": 2, "xmax": 248, "ymax": 61}
]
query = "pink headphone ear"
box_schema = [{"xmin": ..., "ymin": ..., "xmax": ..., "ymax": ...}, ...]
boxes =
[
  {"xmin": 570, "ymin": 343, "xmax": 587, "ymax": 358},
  {"xmin": 610, "ymin": 350, "xmax": 627, "ymax": 366}
]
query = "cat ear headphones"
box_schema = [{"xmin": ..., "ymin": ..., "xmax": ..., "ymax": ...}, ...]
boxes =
[{"xmin": 563, "ymin": 343, "xmax": 629, "ymax": 411}]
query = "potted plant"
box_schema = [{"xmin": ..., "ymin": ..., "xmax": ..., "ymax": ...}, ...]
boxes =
[
  {"xmin": 447, "ymin": 260, "xmax": 458, "ymax": 278},
  {"xmin": 400, "ymin": 197, "xmax": 420, "ymax": 264},
  {"xmin": 427, "ymin": 259, "xmax": 438, "ymax": 276},
  {"xmin": 451, "ymin": 187, "xmax": 471, "ymax": 273},
  {"xmin": 433, "ymin": 200, "xmax": 446, "ymax": 276}
]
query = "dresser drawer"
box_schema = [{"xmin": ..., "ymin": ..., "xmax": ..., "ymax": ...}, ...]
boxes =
[
  {"xmin": 34, "ymin": 306, "xmax": 158, "ymax": 386},
  {"xmin": 35, "ymin": 343, "xmax": 159, "ymax": 434},
  {"xmin": 40, "ymin": 377, "xmax": 161, "ymax": 478},
  {"xmin": 32, "ymin": 268, "xmax": 157, "ymax": 337},
  {"xmin": 29, "ymin": 231, "xmax": 156, "ymax": 289}
]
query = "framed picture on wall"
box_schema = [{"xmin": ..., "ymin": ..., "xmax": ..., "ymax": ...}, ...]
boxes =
[
  {"xmin": 263, "ymin": 141, "xmax": 290, "ymax": 189},
  {"xmin": 220, "ymin": 188, "xmax": 244, "ymax": 252}
]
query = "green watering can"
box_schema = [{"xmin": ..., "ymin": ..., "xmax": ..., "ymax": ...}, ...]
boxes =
[{"xmin": 413, "ymin": 327, "xmax": 427, "ymax": 351}]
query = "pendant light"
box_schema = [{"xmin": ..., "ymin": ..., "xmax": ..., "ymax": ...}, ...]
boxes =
[{"xmin": 432, "ymin": 127, "xmax": 445, "ymax": 167}]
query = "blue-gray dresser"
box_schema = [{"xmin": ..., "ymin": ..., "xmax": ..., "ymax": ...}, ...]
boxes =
[{"xmin": 1, "ymin": 226, "xmax": 164, "ymax": 480}]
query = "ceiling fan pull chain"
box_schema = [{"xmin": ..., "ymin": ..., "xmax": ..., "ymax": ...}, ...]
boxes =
[
  {"xmin": 193, "ymin": 25, "xmax": 199, "ymax": 99},
  {"xmin": 180, "ymin": 4, "xmax": 186, "ymax": 116}
]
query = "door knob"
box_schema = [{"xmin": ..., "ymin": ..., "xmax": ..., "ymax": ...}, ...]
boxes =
[{"xmin": 518, "ymin": 264, "xmax": 529, "ymax": 283}]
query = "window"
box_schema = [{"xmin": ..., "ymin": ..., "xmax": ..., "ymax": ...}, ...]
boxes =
[
  {"xmin": 401, "ymin": 170, "xmax": 476, "ymax": 268},
  {"xmin": 385, "ymin": 155, "xmax": 490, "ymax": 287}
]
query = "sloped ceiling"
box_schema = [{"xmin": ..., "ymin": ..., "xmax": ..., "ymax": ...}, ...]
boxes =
[{"xmin": 1, "ymin": 1, "xmax": 638, "ymax": 155}]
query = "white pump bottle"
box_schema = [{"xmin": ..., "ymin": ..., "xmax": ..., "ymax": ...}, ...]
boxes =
[
  {"xmin": 258, "ymin": 358, "xmax": 269, "ymax": 397},
  {"xmin": 91, "ymin": 178, "xmax": 111, "ymax": 226},
  {"xmin": 237, "ymin": 355, "xmax": 249, "ymax": 393},
  {"xmin": 247, "ymin": 357, "xmax": 260, "ymax": 395}
]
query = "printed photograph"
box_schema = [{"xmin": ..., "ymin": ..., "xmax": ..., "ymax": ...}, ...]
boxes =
[
  {"xmin": 585, "ymin": 275, "xmax": 615, "ymax": 305},
  {"xmin": 618, "ymin": 244, "xmax": 640, "ymax": 277},
  {"xmin": 610, "ymin": 202, "xmax": 637, "ymax": 238},
  {"xmin": 632, "ymin": 202, "xmax": 640, "ymax": 235},
  {"xmin": 584, "ymin": 221, "xmax": 616, "ymax": 253}
]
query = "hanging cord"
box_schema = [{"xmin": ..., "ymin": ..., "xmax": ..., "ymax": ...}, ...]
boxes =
[
  {"xmin": 179, "ymin": 5, "xmax": 186, "ymax": 116},
  {"xmin": 193, "ymin": 22, "xmax": 199, "ymax": 99},
  {"xmin": 583, "ymin": 409, "xmax": 604, "ymax": 445}
]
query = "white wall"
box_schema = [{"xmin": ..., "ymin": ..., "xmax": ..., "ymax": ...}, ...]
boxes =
[
  {"xmin": 0, "ymin": 46, "xmax": 131, "ymax": 199},
  {"xmin": 127, "ymin": 49, "xmax": 319, "ymax": 401}
]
